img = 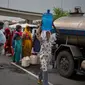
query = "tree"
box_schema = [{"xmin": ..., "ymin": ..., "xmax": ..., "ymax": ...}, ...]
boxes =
[{"xmin": 53, "ymin": 8, "xmax": 69, "ymax": 20}]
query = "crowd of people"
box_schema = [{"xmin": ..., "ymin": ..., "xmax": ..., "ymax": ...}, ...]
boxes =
[
  {"xmin": 0, "ymin": 23, "xmax": 38, "ymax": 61},
  {"xmin": 4, "ymin": 25, "xmax": 34, "ymax": 64},
  {"xmin": 0, "ymin": 9, "xmax": 57, "ymax": 85},
  {"xmin": 0, "ymin": 23, "xmax": 56, "ymax": 85}
]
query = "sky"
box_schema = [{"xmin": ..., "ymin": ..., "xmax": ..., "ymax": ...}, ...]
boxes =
[
  {"xmin": 0, "ymin": 0, "xmax": 85, "ymax": 20},
  {"xmin": 0, "ymin": 0, "xmax": 85, "ymax": 13}
]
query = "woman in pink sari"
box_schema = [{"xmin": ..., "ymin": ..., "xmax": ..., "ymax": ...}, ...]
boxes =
[{"xmin": 4, "ymin": 28, "xmax": 13, "ymax": 56}]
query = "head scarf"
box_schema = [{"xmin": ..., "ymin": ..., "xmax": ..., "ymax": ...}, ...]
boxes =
[
  {"xmin": 41, "ymin": 31, "xmax": 51, "ymax": 40},
  {"xmin": 5, "ymin": 28, "xmax": 10, "ymax": 34},
  {"xmin": 15, "ymin": 31, "xmax": 21, "ymax": 36},
  {"xmin": 24, "ymin": 25, "xmax": 30, "ymax": 34},
  {"xmin": 23, "ymin": 25, "xmax": 32, "ymax": 39}
]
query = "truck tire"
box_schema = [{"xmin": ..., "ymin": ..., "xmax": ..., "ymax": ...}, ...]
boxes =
[{"xmin": 56, "ymin": 51, "xmax": 74, "ymax": 78}]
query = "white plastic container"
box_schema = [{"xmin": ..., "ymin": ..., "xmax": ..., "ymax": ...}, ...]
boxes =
[
  {"xmin": 81, "ymin": 60, "xmax": 85, "ymax": 69},
  {"xmin": 21, "ymin": 56, "xmax": 30, "ymax": 67},
  {"xmin": 30, "ymin": 54, "xmax": 38, "ymax": 64}
]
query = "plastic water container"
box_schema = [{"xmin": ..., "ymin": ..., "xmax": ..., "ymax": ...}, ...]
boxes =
[
  {"xmin": 21, "ymin": 56, "xmax": 30, "ymax": 67},
  {"xmin": 41, "ymin": 11, "xmax": 53, "ymax": 31},
  {"xmin": 30, "ymin": 53, "xmax": 38, "ymax": 64},
  {"xmin": 81, "ymin": 60, "xmax": 85, "ymax": 69}
]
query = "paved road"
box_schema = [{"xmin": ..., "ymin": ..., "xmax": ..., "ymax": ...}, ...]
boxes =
[
  {"xmin": 24, "ymin": 64, "xmax": 85, "ymax": 85},
  {"xmin": 48, "ymin": 70, "xmax": 85, "ymax": 85},
  {"xmin": 0, "ymin": 55, "xmax": 38, "ymax": 85},
  {"xmin": 0, "ymin": 55, "xmax": 85, "ymax": 85}
]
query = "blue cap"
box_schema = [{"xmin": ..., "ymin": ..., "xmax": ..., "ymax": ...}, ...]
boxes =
[{"xmin": 47, "ymin": 9, "xmax": 50, "ymax": 13}]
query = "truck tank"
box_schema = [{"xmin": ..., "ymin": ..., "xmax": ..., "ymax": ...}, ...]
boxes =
[{"xmin": 54, "ymin": 11, "xmax": 85, "ymax": 46}]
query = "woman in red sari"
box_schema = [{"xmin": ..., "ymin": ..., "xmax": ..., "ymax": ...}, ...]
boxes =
[{"xmin": 4, "ymin": 28, "xmax": 13, "ymax": 56}]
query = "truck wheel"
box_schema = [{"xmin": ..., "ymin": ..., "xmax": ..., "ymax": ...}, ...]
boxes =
[{"xmin": 56, "ymin": 51, "xmax": 74, "ymax": 78}]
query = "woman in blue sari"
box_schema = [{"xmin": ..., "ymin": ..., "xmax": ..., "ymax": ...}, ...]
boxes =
[{"xmin": 12, "ymin": 25, "xmax": 22, "ymax": 63}]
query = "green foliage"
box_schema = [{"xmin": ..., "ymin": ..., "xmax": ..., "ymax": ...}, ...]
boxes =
[{"xmin": 53, "ymin": 8, "xmax": 69, "ymax": 20}]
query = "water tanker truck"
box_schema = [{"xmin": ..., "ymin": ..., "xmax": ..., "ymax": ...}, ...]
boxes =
[{"xmin": 53, "ymin": 7, "xmax": 85, "ymax": 77}]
